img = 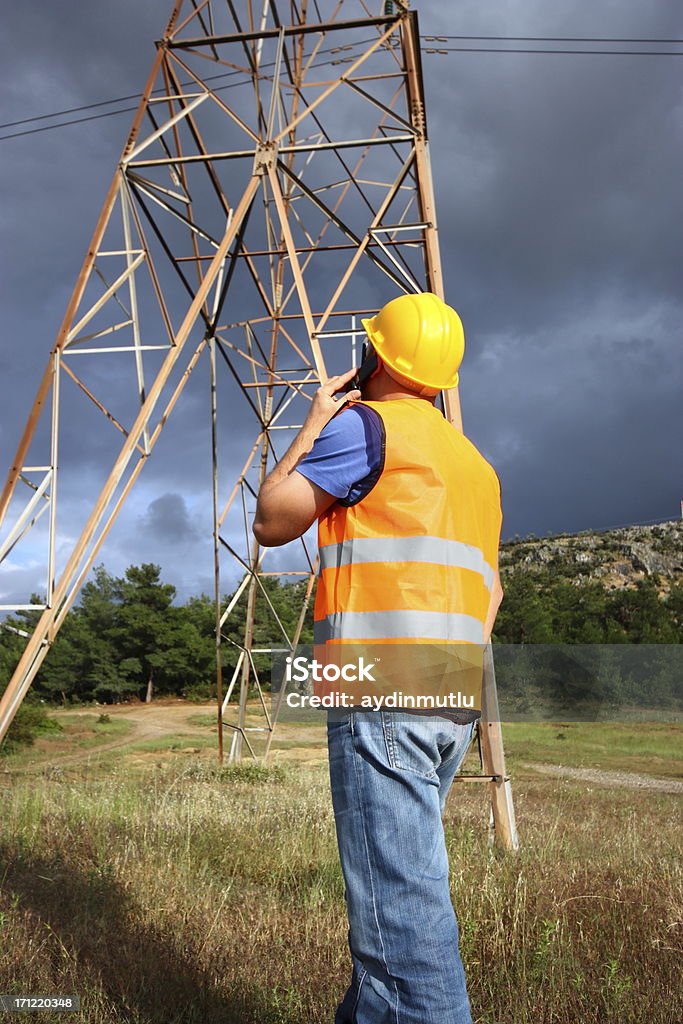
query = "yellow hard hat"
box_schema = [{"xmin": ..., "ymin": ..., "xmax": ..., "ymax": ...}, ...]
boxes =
[{"xmin": 361, "ymin": 292, "xmax": 464, "ymax": 395}]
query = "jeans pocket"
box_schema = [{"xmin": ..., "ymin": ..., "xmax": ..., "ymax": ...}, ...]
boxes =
[
  {"xmin": 379, "ymin": 712, "xmax": 440, "ymax": 779},
  {"xmin": 439, "ymin": 719, "xmax": 476, "ymax": 774}
]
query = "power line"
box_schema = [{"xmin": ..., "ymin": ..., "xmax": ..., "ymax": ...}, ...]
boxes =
[
  {"xmin": 0, "ymin": 37, "xmax": 377, "ymax": 142},
  {"xmin": 424, "ymin": 47, "xmax": 683, "ymax": 56},
  {"xmin": 422, "ymin": 32, "xmax": 683, "ymax": 59},
  {"xmin": 0, "ymin": 92, "xmax": 150, "ymax": 131},
  {"xmin": 0, "ymin": 105, "xmax": 141, "ymax": 141},
  {"xmin": 423, "ymin": 35, "xmax": 683, "ymax": 44},
  {"xmin": 2, "ymin": 32, "xmax": 680, "ymax": 143},
  {"xmin": 0, "ymin": 71, "xmax": 255, "ymax": 141}
]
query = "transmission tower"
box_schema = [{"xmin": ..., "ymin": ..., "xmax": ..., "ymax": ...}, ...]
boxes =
[{"xmin": 0, "ymin": 1, "xmax": 517, "ymax": 849}]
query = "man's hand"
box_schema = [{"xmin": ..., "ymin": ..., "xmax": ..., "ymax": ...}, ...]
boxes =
[
  {"xmin": 252, "ymin": 367, "xmax": 360, "ymax": 547},
  {"xmin": 304, "ymin": 367, "xmax": 361, "ymax": 432}
]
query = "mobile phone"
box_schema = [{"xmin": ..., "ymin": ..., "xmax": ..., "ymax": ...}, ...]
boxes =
[{"xmin": 333, "ymin": 344, "xmax": 378, "ymax": 400}]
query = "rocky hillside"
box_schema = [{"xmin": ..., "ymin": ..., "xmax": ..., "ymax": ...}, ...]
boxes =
[{"xmin": 500, "ymin": 519, "xmax": 683, "ymax": 596}]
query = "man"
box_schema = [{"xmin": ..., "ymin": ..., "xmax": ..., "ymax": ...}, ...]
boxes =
[{"xmin": 253, "ymin": 292, "xmax": 503, "ymax": 1024}]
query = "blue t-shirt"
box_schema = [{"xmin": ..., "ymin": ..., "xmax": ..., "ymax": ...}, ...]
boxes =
[{"xmin": 295, "ymin": 402, "xmax": 384, "ymax": 505}]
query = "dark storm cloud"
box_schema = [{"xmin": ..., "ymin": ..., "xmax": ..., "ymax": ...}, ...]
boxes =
[
  {"xmin": 417, "ymin": 0, "xmax": 683, "ymax": 539},
  {"xmin": 1, "ymin": 0, "xmax": 681, "ymax": 607},
  {"xmin": 140, "ymin": 493, "xmax": 199, "ymax": 543},
  {"xmin": 423, "ymin": 2, "xmax": 683, "ymax": 317}
]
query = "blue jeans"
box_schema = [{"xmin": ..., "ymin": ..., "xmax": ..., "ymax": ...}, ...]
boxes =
[{"xmin": 327, "ymin": 710, "xmax": 476, "ymax": 1024}]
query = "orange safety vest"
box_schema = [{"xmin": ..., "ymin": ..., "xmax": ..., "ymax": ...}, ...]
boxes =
[{"xmin": 314, "ymin": 397, "xmax": 502, "ymax": 650}]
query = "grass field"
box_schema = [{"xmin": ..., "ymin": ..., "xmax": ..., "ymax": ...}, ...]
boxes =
[{"xmin": 0, "ymin": 704, "xmax": 681, "ymax": 1023}]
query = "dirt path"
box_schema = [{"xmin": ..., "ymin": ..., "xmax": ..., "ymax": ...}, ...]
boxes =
[
  {"xmin": 524, "ymin": 762, "xmax": 683, "ymax": 794},
  {"xmin": 16, "ymin": 703, "xmax": 213, "ymax": 772}
]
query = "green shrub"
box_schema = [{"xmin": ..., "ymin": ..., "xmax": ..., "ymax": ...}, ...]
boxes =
[
  {"xmin": 181, "ymin": 760, "xmax": 288, "ymax": 784},
  {"xmin": 182, "ymin": 682, "xmax": 216, "ymax": 703},
  {"xmin": 0, "ymin": 700, "xmax": 62, "ymax": 756}
]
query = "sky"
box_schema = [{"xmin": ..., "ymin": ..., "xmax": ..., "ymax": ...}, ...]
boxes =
[{"xmin": 0, "ymin": 0, "xmax": 682, "ymax": 606}]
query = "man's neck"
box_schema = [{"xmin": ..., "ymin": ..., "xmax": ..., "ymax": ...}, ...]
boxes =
[
  {"xmin": 369, "ymin": 392, "xmax": 435, "ymax": 403},
  {"xmin": 362, "ymin": 369, "xmax": 436, "ymax": 404}
]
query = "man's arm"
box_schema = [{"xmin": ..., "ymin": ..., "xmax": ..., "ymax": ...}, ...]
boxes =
[{"xmin": 252, "ymin": 368, "xmax": 360, "ymax": 547}]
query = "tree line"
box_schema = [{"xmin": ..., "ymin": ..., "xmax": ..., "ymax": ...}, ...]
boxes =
[{"xmin": 0, "ymin": 562, "xmax": 680, "ymax": 711}]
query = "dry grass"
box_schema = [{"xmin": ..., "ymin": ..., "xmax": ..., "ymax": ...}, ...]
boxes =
[{"xmin": 0, "ymin": 724, "xmax": 681, "ymax": 1023}]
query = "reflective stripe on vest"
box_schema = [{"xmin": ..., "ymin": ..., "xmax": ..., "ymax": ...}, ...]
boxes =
[
  {"xmin": 318, "ymin": 535, "xmax": 495, "ymax": 591},
  {"xmin": 314, "ymin": 609, "xmax": 485, "ymax": 645}
]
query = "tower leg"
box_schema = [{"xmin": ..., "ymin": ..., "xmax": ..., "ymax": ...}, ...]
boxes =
[{"xmin": 478, "ymin": 644, "xmax": 519, "ymax": 851}]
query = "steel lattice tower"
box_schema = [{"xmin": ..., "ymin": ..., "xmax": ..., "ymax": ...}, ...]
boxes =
[{"xmin": 0, "ymin": 0, "xmax": 517, "ymax": 848}]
